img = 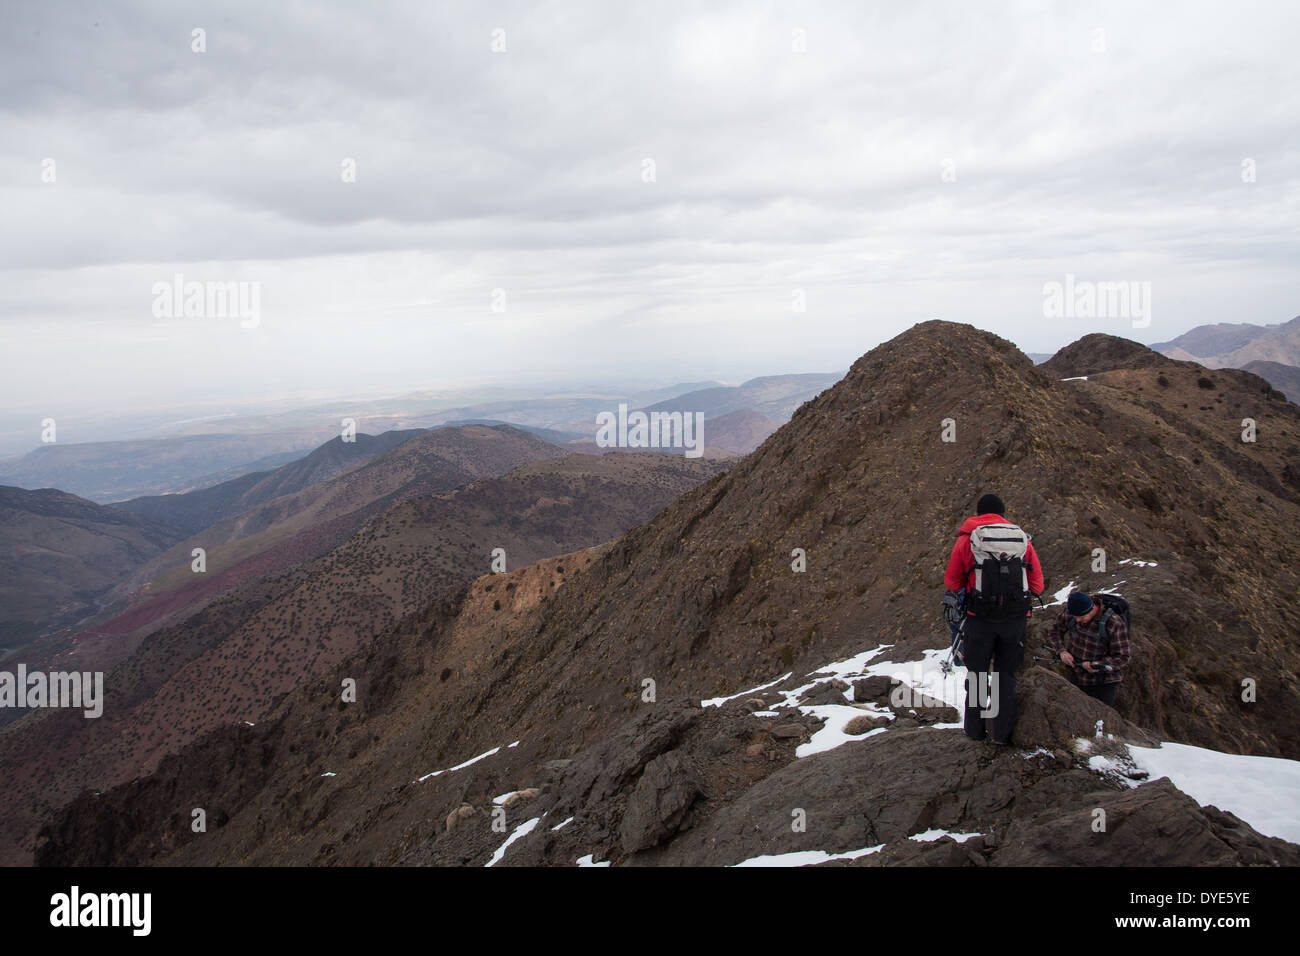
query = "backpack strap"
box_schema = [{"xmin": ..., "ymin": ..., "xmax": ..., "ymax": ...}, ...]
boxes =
[{"xmin": 1096, "ymin": 607, "xmax": 1113, "ymax": 656}]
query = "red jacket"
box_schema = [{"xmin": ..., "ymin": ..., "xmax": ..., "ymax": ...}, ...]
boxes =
[{"xmin": 944, "ymin": 513, "xmax": 1045, "ymax": 607}]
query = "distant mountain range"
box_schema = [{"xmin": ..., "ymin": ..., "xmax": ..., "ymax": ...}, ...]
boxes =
[
  {"xmin": 1152, "ymin": 315, "xmax": 1300, "ymax": 384},
  {"xmin": 0, "ymin": 433, "xmax": 335, "ymax": 503},
  {"xmin": 0, "ymin": 376, "xmax": 841, "ymax": 501}
]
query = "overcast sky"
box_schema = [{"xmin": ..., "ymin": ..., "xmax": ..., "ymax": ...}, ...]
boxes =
[{"xmin": 1, "ymin": 0, "xmax": 1297, "ymax": 440}]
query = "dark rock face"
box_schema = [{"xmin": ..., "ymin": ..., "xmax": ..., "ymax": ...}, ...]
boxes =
[
  {"xmin": 620, "ymin": 750, "xmax": 701, "ymax": 852},
  {"xmin": 551, "ymin": 701, "xmax": 701, "ymax": 819},
  {"xmin": 994, "ymin": 778, "xmax": 1300, "ymax": 867}
]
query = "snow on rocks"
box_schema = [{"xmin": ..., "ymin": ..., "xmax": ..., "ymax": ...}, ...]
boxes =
[
  {"xmin": 575, "ymin": 853, "xmax": 610, "ymax": 867},
  {"xmin": 701, "ymin": 643, "xmax": 972, "ymax": 762},
  {"xmin": 908, "ymin": 828, "xmax": 981, "ymax": 843},
  {"xmin": 731, "ymin": 844, "xmax": 885, "ymax": 867},
  {"xmin": 701, "ymin": 672, "xmax": 792, "ymax": 708},
  {"xmin": 796, "ymin": 704, "xmax": 889, "ymax": 757},
  {"xmin": 1086, "ymin": 740, "xmax": 1300, "ymax": 845},
  {"xmin": 415, "ymin": 739, "xmax": 522, "ymax": 783},
  {"xmin": 485, "ymin": 816, "xmax": 540, "ymax": 867},
  {"xmin": 1043, "ymin": 581, "xmax": 1076, "ymax": 607}
]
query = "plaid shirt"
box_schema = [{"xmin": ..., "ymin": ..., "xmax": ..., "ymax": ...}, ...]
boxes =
[{"xmin": 1045, "ymin": 597, "xmax": 1130, "ymax": 686}]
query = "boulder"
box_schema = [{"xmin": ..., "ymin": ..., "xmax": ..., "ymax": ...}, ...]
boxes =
[
  {"xmin": 800, "ymin": 679, "xmax": 851, "ymax": 706},
  {"xmin": 551, "ymin": 700, "xmax": 701, "ymax": 813},
  {"xmin": 853, "ymin": 676, "xmax": 894, "ymax": 703},
  {"xmin": 620, "ymin": 750, "xmax": 702, "ymax": 853},
  {"xmin": 1011, "ymin": 667, "xmax": 1159, "ymax": 751}
]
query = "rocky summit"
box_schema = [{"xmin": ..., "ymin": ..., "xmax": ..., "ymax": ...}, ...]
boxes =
[{"xmin": 29, "ymin": 321, "xmax": 1300, "ymax": 867}]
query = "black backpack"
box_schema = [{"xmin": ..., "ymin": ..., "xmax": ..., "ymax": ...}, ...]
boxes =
[
  {"xmin": 967, "ymin": 523, "xmax": 1033, "ymax": 621},
  {"xmin": 1092, "ymin": 593, "xmax": 1131, "ymax": 653}
]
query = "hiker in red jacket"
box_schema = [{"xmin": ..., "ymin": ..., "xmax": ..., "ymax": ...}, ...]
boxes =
[{"xmin": 944, "ymin": 493, "xmax": 1045, "ymax": 745}]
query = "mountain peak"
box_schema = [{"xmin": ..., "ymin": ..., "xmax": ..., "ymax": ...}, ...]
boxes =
[{"xmin": 1039, "ymin": 333, "xmax": 1174, "ymax": 378}]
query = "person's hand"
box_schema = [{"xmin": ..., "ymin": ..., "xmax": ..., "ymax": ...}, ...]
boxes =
[
  {"xmin": 1060, "ymin": 651, "xmax": 1075, "ymax": 667},
  {"xmin": 1080, "ymin": 660, "xmax": 1097, "ymax": 673}
]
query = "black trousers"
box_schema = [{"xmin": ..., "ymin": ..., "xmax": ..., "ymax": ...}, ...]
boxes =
[
  {"xmin": 961, "ymin": 615, "xmax": 1026, "ymax": 744},
  {"xmin": 1067, "ymin": 673, "xmax": 1120, "ymax": 707}
]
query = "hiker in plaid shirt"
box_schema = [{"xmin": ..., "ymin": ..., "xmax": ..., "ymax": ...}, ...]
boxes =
[{"xmin": 1045, "ymin": 591, "xmax": 1131, "ymax": 707}]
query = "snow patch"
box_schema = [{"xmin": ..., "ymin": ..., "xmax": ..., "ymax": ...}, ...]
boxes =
[
  {"xmin": 1120, "ymin": 741, "xmax": 1300, "ymax": 845},
  {"xmin": 701, "ymin": 672, "xmax": 793, "ymax": 708},
  {"xmin": 485, "ymin": 817, "xmax": 540, "ymax": 867},
  {"xmin": 732, "ymin": 844, "xmax": 885, "ymax": 867},
  {"xmin": 575, "ymin": 853, "xmax": 610, "ymax": 867},
  {"xmin": 796, "ymin": 704, "xmax": 889, "ymax": 758},
  {"xmin": 1044, "ymin": 582, "xmax": 1076, "ymax": 607},
  {"xmin": 908, "ymin": 828, "xmax": 981, "ymax": 843},
  {"xmin": 416, "ymin": 740, "xmax": 521, "ymax": 782}
]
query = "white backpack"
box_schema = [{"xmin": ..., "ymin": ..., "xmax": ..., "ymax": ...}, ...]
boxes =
[{"xmin": 968, "ymin": 523, "xmax": 1032, "ymax": 620}]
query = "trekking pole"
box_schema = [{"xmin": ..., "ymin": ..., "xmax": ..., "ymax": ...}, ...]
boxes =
[{"xmin": 939, "ymin": 615, "xmax": 968, "ymax": 676}]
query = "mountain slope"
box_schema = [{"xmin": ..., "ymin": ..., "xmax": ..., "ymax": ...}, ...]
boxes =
[
  {"xmin": 0, "ymin": 451, "xmax": 726, "ymax": 865},
  {"xmin": 698, "ymin": 408, "xmax": 781, "ymax": 454},
  {"xmin": 115, "ymin": 429, "xmax": 426, "ymax": 533},
  {"xmin": 25, "ymin": 321, "xmax": 1300, "ymax": 867},
  {"xmin": 0, "ymin": 487, "xmax": 184, "ymax": 654},
  {"xmin": 65, "ymin": 426, "xmax": 567, "ymax": 652},
  {"xmin": 1240, "ymin": 360, "xmax": 1300, "ymax": 402}
]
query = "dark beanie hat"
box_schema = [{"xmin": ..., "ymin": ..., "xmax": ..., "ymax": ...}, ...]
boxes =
[
  {"xmin": 1067, "ymin": 591, "xmax": 1094, "ymax": 616},
  {"xmin": 977, "ymin": 493, "xmax": 1004, "ymax": 516}
]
